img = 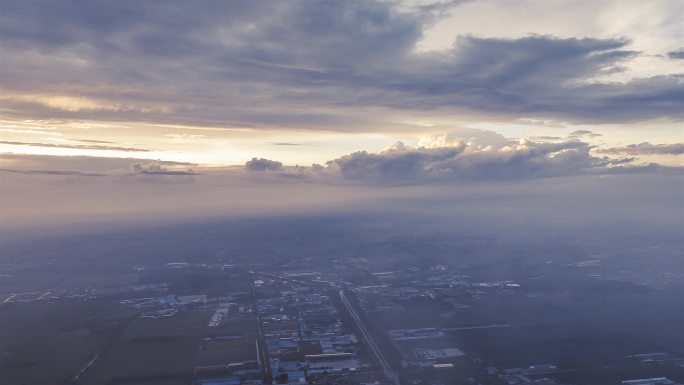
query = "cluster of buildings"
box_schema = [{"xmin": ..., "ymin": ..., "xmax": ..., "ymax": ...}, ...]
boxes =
[
  {"xmin": 387, "ymin": 328, "xmax": 465, "ymax": 369},
  {"xmin": 621, "ymin": 378, "xmax": 679, "ymax": 385},
  {"xmin": 255, "ymin": 279, "xmax": 386, "ymax": 384},
  {"xmin": 120, "ymin": 291, "xmax": 254, "ymax": 320},
  {"xmin": 627, "ymin": 353, "xmax": 684, "ymax": 369},
  {"xmin": 486, "ymin": 364, "xmax": 560, "ymax": 385}
]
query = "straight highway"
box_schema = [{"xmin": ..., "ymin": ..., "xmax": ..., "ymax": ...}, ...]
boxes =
[{"xmin": 339, "ymin": 289, "xmax": 400, "ymax": 385}]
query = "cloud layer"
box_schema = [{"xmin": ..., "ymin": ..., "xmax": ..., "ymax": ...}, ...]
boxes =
[
  {"xmin": 3, "ymin": 130, "xmax": 680, "ymax": 186},
  {"xmin": 597, "ymin": 142, "xmax": 684, "ymax": 156},
  {"xmin": 1, "ymin": 0, "xmax": 682, "ymax": 131},
  {"xmin": 2, "ymin": 127, "xmax": 682, "ymax": 231}
]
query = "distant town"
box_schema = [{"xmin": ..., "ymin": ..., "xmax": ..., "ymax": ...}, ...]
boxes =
[{"xmin": 1, "ymin": 217, "xmax": 682, "ymax": 385}]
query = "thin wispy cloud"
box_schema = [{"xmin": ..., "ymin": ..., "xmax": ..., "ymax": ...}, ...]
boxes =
[
  {"xmin": 72, "ymin": 139, "xmax": 117, "ymax": 144},
  {"xmin": 597, "ymin": 142, "xmax": 684, "ymax": 156},
  {"xmin": 0, "ymin": 168, "xmax": 105, "ymax": 177},
  {"xmin": 271, "ymin": 142, "xmax": 306, "ymax": 146},
  {"xmin": 0, "ymin": 140, "xmax": 150, "ymax": 152}
]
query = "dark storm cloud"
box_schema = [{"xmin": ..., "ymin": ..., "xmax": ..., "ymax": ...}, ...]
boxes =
[
  {"xmin": 0, "ymin": 140, "xmax": 149, "ymax": 152},
  {"xmin": 597, "ymin": 142, "xmax": 684, "ymax": 156},
  {"xmin": 245, "ymin": 157, "xmax": 284, "ymax": 172},
  {"xmin": 0, "ymin": 1, "xmax": 682, "ymax": 129}
]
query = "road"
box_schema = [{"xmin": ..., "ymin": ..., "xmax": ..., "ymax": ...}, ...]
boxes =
[
  {"xmin": 2, "ymin": 293, "xmax": 16, "ymax": 303},
  {"xmin": 253, "ymin": 271, "xmax": 399, "ymax": 384},
  {"xmin": 443, "ymin": 323, "xmax": 511, "ymax": 331},
  {"xmin": 339, "ymin": 289, "xmax": 400, "ymax": 385},
  {"xmin": 255, "ymin": 313, "xmax": 271, "ymax": 383},
  {"xmin": 251, "ymin": 283, "xmax": 272, "ymax": 384}
]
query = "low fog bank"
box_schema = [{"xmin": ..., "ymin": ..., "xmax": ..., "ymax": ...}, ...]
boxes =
[
  {"xmin": 2, "ymin": 166, "xmax": 682, "ymax": 296},
  {"xmin": 1, "ymin": 165, "xmax": 682, "ymax": 247}
]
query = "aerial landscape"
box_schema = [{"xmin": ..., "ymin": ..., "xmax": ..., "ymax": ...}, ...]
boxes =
[{"xmin": 0, "ymin": 1, "xmax": 683, "ymax": 385}]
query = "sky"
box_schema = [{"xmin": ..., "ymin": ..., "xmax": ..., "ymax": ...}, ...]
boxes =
[{"xmin": 0, "ymin": 0, "xmax": 682, "ymax": 228}]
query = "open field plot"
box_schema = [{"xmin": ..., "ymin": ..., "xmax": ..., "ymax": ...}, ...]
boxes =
[
  {"xmin": 0, "ymin": 298, "xmax": 132, "ymax": 385},
  {"xmin": 77, "ymin": 338, "xmax": 200, "ymax": 385},
  {"xmin": 196, "ymin": 336, "xmax": 259, "ymax": 367},
  {"xmin": 123, "ymin": 310, "xmax": 256, "ymax": 340},
  {"xmin": 367, "ymin": 297, "xmax": 461, "ymax": 330}
]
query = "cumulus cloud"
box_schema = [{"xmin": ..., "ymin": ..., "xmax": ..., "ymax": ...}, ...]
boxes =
[
  {"xmin": 244, "ymin": 157, "xmax": 284, "ymax": 172},
  {"xmin": 327, "ymin": 145, "xmax": 463, "ymax": 183},
  {"xmin": 325, "ymin": 138, "xmax": 607, "ymax": 183},
  {"xmin": 418, "ymin": 129, "xmax": 511, "ymax": 149},
  {"xmin": 274, "ymin": 130, "xmax": 680, "ymax": 184},
  {"xmin": 597, "ymin": 142, "xmax": 684, "ymax": 156},
  {"xmin": 130, "ymin": 162, "xmax": 199, "ymax": 175},
  {"xmin": 0, "ymin": 1, "xmax": 681, "ymax": 130}
]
